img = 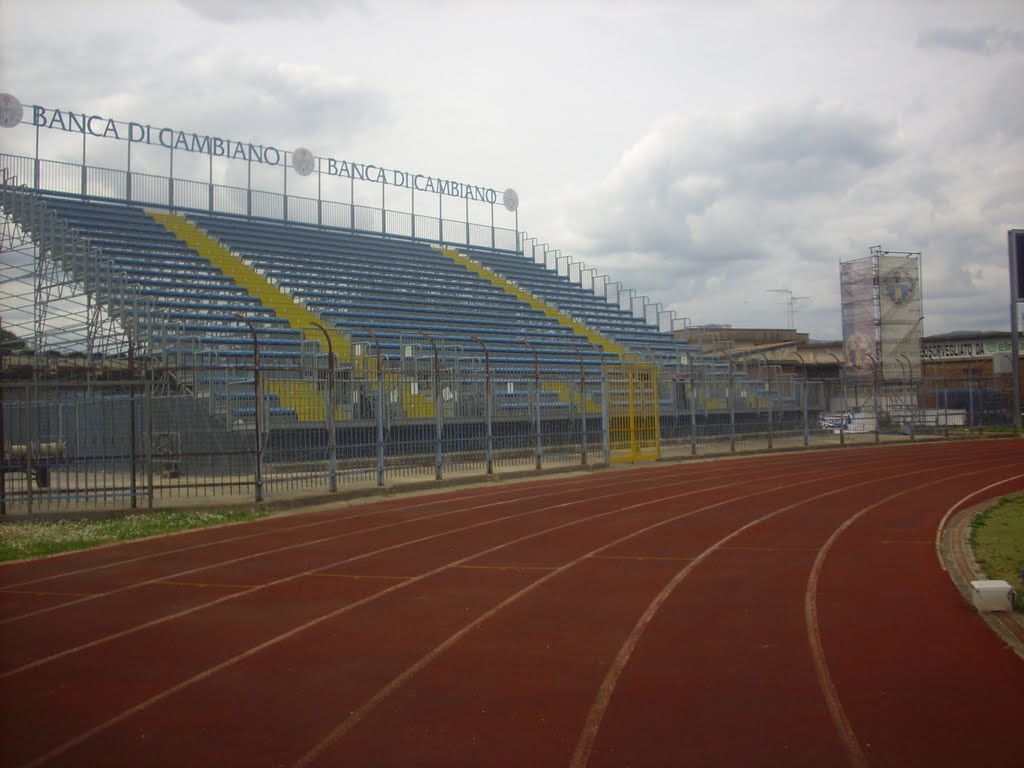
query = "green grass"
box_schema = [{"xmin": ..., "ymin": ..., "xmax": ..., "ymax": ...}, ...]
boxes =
[
  {"xmin": 0, "ymin": 508, "xmax": 269, "ymax": 561},
  {"xmin": 970, "ymin": 495, "xmax": 1024, "ymax": 612}
]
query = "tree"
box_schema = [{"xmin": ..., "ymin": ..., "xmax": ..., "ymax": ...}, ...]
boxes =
[{"xmin": 0, "ymin": 327, "xmax": 28, "ymax": 354}]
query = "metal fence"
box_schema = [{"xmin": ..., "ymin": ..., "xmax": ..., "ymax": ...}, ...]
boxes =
[{"xmin": 2, "ymin": 352, "xmax": 1018, "ymax": 515}]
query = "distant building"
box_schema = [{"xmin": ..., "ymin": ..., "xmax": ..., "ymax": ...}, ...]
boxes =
[
  {"xmin": 920, "ymin": 331, "xmax": 1020, "ymax": 379},
  {"xmin": 675, "ymin": 326, "xmax": 1021, "ymax": 380}
]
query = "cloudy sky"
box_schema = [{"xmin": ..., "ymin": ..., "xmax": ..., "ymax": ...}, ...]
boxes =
[{"xmin": 1, "ymin": 0, "xmax": 1022, "ymax": 340}]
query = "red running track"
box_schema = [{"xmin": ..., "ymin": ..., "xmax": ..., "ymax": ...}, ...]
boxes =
[{"xmin": 1, "ymin": 440, "xmax": 1022, "ymax": 767}]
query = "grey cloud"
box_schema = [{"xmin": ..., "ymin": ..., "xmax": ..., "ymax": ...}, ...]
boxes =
[
  {"xmin": 565, "ymin": 104, "xmax": 900, "ymax": 272},
  {"xmin": 126, "ymin": 55, "xmax": 388, "ymax": 151},
  {"xmin": 556, "ymin": 97, "xmax": 1021, "ymax": 337},
  {"xmin": 729, "ymin": 109, "xmax": 896, "ymax": 172},
  {"xmin": 977, "ymin": 61, "xmax": 1024, "ymax": 141},
  {"xmin": 917, "ymin": 26, "xmax": 1024, "ymax": 55},
  {"xmin": 176, "ymin": 0, "xmax": 358, "ymax": 23}
]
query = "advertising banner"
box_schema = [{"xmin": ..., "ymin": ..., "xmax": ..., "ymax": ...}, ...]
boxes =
[
  {"xmin": 878, "ymin": 254, "xmax": 922, "ymax": 380},
  {"xmin": 840, "ymin": 257, "xmax": 877, "ymax": 381}
]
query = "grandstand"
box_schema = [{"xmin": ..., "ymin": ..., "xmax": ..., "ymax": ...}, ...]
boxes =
[
  {"xmin": 9, "ymin": 192, "xmax": 692, "ymax": 369},
  {"xmin": 1, "ymin": 185, "xmax": 698, "ymax": 411},
  {"xmin": 0, "ymin": 97, "xmax": 821, "ymax": 511}
]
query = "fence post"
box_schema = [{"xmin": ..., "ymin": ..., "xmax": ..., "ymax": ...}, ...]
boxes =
[
  {"xmin": 145, "ymin": 369, "xmax": 154, "ymax": 510},
  {"xmin": 0, "ymin": 377, "xmax": 5, "ymax": 516},
  {"xmin": 23, "ymin": 384, "xmax": 32, "ymax": 515},
  {"xmin": 793, "ymin": 352, "xmax": 809, "ymax": 447},
  {"xmin": 825, "ymin": 351, "xmax": 845, "ymax": 447},
  {"xmin": 472, "ymin": 337, "xmax": 494, "ymax": 475},
  {"xmin": 600, "ymin": 362, "xmax": 610, "ymax": 464},
  {"xmin": 727, "ymin": 360, "xmax": 736, "ymax": 453},
  {"xmin": 908, "ymin": 378, "xmax": 916, "ymax": 441},
  {"xmin": 798, "ymin": 382, "xmax": 806, "ymax": 448},
  {"xmin": 689, "ymin": 361, "xmax": 697, "ymax": 456},
  {"xmin": 375, "ymin": 347, "xmax": 386, "ymax": 487},
  {"xmin": 420, "ymin": 331, "xmax": 443, "ymax": 481},
  {"xmin": 520, "ymin": 339, "xmax": 542, "ymax": 471},
  {"xmin": 533, "ymin": 354, "xmax": 542, "ymax": 470},
  {"xmin": 576, "ymin": 348, "xmax": 588, "ymax": 466},
  {"xmin": 128, "ymin": 337, "xmax": 138, "ymax": 508},
  {"xmin": 943, "ymin": 376, "xmax": 949, "ymax": 438},
  {"xmin": 359, "ymin": 327, "xmax": 386, "ymax": 487},
  {"xmin": 870, "ymin": 354, "xmax": 880, "ymax": 443},
  {"xmin": 966, "ymin": 369, "xmax": 974, "ymax": 431},
  {"xmin": 312, "ymin": 323, "xmax": 337, "ymax": 493},
  {"xmin": 758, "ymin": 355, "xmax": 774, "ymax": 451},
  {"xmin": 235, "ymin": 314, "xmax": 263, "ymax": 502}
]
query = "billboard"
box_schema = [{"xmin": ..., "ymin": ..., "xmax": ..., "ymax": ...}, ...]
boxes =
[{"xmin": 840, "ymin": 256, "xmax": 877, "ymax": 381}]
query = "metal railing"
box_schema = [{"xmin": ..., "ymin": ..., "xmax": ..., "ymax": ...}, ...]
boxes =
[
  {"xmin": 2, "ymin": 348, "xmax": 1015, "ymax": 515},
  {"xmin": 0, "ymin": 153, "xmax": 520, "ymax": 251}
]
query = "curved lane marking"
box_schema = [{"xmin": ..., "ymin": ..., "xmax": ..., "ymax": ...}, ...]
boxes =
[
  {"xmin": 933, "ymin": 475, "xmax": 1024, "ymax": 570},
  {"xmin": 19, "ymin": 468, "xmax": 797, "ymax": 768},
  {"xmin": 4, "ymin": 466, "xmax": 753, "ymax": 679},
  {"xmin": 295, "ymin": 461, "xmax": 911, "ymax": 768},
  {"xmin": 567, "ymin": 459, "xmax": 987, "ymax": 768},
  {"xmin": 0, "ymin": 468, "xmax": 671, "ymax": 625},
  {"xmin": 805, "ymin": 465, "xmax": 1024, "ymax": 768},
  {"xmin": 0, "ymin": 473, "xmax": 611, "ymax": 590}
]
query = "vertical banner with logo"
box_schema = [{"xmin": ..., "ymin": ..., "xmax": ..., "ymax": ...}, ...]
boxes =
[
  {"xmin": 1010, "ymin": 230, "xmax": 1022, "ymax": 432},
  {"xmin": 840, "ymin": 256, "xmax": 877, "ymax": 382},
  {"xmin": 1013, "ymin": 230, "xmax": 1024, "ymax": 302},
  {"xmin": 878, "ymin": 254, "xmax": 922, "ymax": 381}
]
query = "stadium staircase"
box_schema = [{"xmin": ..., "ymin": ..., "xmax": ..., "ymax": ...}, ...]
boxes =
[
  {"xmin": 148, "ymin": 212, "xmax": 337, "ymax": 421},
  {"xmin": 466, "ymin": 243, "xmax": 689, "ymax": 363},
  {"xmin": 148, "ymin": 211, "xmax": 436, "ymax": 420},
  {"xmin": 435, "ymin": 246, "xmax": 616, "ymax": 413},
  {"xmin": 435, "ymin": 247, "xmax": 628, "ymax": 359}
]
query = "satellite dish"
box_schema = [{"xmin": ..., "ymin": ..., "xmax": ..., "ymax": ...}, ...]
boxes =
[
  {"xmin": 291, "ymin": 147, "xmax": 316, "ymax": 177},
  {"xmin": 502, "ymin": 187, "xmax": 519, "ymax": 212},
  {"xmin": 0, "ymin": 93, "xmax": 23, "ymax": 129}
]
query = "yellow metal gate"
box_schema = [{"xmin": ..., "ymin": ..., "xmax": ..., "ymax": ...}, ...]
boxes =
[{"xmin": 607, "ymin": 364, "xmax": 660, "ymax": 463}]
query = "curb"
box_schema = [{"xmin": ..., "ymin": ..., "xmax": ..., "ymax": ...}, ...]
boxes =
[{"xmin": 940, "ymin": 496, "xmax": 1024, "ymax": 662}]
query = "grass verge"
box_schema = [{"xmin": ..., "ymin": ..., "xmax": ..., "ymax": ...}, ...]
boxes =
[
  {"xmin": 0, "ymin": 509, "xmax": 268, "ymax": 562},
  {"xmin": 970, "ymin": 495, "xmax": 1024, "ymax": 613}
]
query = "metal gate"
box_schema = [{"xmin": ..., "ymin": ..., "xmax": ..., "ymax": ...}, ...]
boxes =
[{"xmin": 607, "ymin": 363, "xmax": 660, "ymax": 463}]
